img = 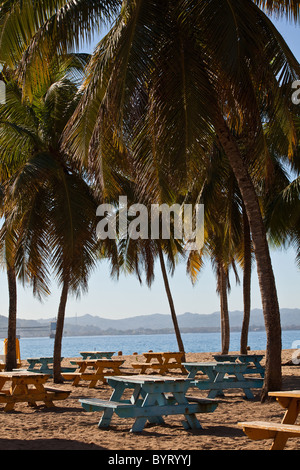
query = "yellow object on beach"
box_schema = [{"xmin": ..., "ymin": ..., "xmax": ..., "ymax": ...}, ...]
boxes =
[{"xmin": 3, "ymin": 338, "xmax": 21, "ymax": 365}]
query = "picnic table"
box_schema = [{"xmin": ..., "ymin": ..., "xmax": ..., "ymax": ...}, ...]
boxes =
[
  {"xmin": 80, "ymin": 374, "xmax": 219, "ymax": 433},
  {"xmin": 213, "ymin": 354, "xmax": 265, "ymax": 377},
  {"xmin": 131, "ymin": 352, "xmax": 186, "ymax": 375},
  {"xmin": 0, "ymin": 371, "xmax": 71, "ymax": 411},
  {"xmin": 183, "ymin": 362, "xmax": 263, "ymax": 399},
  {"xmin": 26, "ymin": 357, "xmax": 76, "ymax": 375},
  {"xmin": 62, "ymin": 358, "xmax": 124, "ymax": 388},
  {"xmin": 80, "ymin": 351, "xmax": 115, "ymax": 360},
  {"xmin": 239, "ymin": 390, "xmax": 300, "ymax": 450}
]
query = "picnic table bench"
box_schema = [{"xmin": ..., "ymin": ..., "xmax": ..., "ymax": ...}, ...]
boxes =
[
  {"xmin": 26, "ymin": 357, "xmax": 76, "ymax": 375},
  {"xmin": 239, "ymin": 390, "xmax": 300, "ymax": 449},
  {"xmin": 79, "ymin": 351, "xmax": 115, "ymax": 360},
  {"xmin": 183, "ymin": 362, "xmax": 263, "ymax": 399},
  {"xmin": 131, "ymin": 352, "xmax": 186, "ymax": 375},
  {"xmin": 0, "ymin": 371, "xmax": 71, "ymax": 411},
  {"xmin": 62, "ymin": 358, "xmax": 124, "ymax": 388},
  {"xmin": 80, "ymin": 374, "xmax": 219, "ymax": 432},
  {"xmin": 213, "ymin": 354, "xmax": 265, "ymax": 377}
]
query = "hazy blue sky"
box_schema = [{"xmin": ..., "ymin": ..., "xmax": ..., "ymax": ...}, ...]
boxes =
[{"xmin": 0, "ymin": 15, "xmax": 299, "ymax": 320}]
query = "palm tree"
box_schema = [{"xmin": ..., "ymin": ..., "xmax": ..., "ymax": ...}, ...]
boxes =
[
  {"xmin": 186, "ymin": 146, "xmax": 242, "ymax": 354},
  {"xmin": 239, "ymin": 203, "xmax": 253, "ymax": 355},
  {"xmin": 0, "ymin": 62, "xmax": 101, "ymax": 381},
  {"xmin": 65, "ymin": 2, "xmax": 300, "ymax": 399},
  {"xmin": 0, "ymin": 223, "xmax": 18, "ymax": 370},
  {"xmin": 116, "ymin": 188, "xmax": 187, "ymax": 358},
  {"xmin": 2, "ymin": 0, "xmax": 300, "ymax": 398},
  {"xmin": 0, "ymin": 73, "xmax": 51, "ymax": 370}
]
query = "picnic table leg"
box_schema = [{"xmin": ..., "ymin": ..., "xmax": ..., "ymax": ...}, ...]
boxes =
[
  {"xmin": 4, "ymin": 401, "xmax": 15, "ymax": 411},
  {"xmin": 173, "ymin": 391, "xmax": 202, "ymax": 430},
  {"xmin": 0, "ymin": 377, "xmax": 8, "ymax": 394},
  {"xmin": 73, "ymin": 363, "xmax": 88, "ymax": 386},
  {"xmin": 144, "ymin": 393, "xmax": 165, "ymax": 425},
  {"xmin": 130, "ymin": 392, "xmax": 165, "ymax": 433},
  {"xmin": 252, "ymin": 359, "xmax": 265, "ymax": 377},
  {"xmin": 88, "ymin": 368, "xmax": 104, "ymax": 388},
  {"xmin": 234, "ymin": 371, "xmax": 254, "ymax": 399},
  {"xmin": 7, "ymin": 381, "xmax": 34, "ymax": 410},
  {"xmin": 98, "ymin": 383, "xmax": 125, "ymax": 429},
  {"xmin": 206, "ymin": 371, "xmax": 225, "ymax": 399},
  {"xmin": 154, "ymin": 357, "xmax": 165, "ymax": 375},
  {"xmin": 130, "ymin": 417, "xmax": 148, "ymax": 433}
]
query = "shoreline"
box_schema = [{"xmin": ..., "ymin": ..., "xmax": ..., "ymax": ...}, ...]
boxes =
[
  {"xmin": 0, "ymin": 349, "xmax": 299, "ymax": 450},
  {"xmin": 4, "ymin": 325, "xmax": 300, "ymax": 339}
]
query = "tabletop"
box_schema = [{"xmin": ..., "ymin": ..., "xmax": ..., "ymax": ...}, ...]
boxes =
[
  {"xmin": 143, "ymin": 352, "xmax": 183, "ymax": 360},
  {"xmin": 0, "ymin": 371, "xmax": 49, "ymax": 378},
  {"xmin": 213, "ymin": 354, "xmax": 264, "ymax": 361},
  {"xmin": 74, "ymin": 358, "xmax": 124, "ymax": 367},
  {"xmin": 27, "ymin": 357, "xmax": 60, "ymax": 362},
  {"xmin": 107, "ymin": 374, "xmax": 189, "ymax": 385},
  {"xmin": 269, "ymin": 391, "xmax": 300, "ymax": 399},
  {"xmin": 184, "ymin": 361, "xmax": 248, "ymax": 374},
  {"xmin": 106, "ymin": 374, "xmax": 194, "ymax": 395}
]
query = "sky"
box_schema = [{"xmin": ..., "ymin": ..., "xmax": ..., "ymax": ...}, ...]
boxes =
[{"xmin": 0, "ymin": 14, "xmax": 299, "ymax": 321}]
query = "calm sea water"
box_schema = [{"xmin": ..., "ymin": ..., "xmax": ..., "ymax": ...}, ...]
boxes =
[{"xmin": 1, "ymin": 330, "xmax": 299, "ymax": 359}]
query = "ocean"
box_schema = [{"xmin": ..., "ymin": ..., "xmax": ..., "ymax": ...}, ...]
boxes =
[{"xmin": 1, "ymin": 329, "xmax": 299, "ymax": 359}]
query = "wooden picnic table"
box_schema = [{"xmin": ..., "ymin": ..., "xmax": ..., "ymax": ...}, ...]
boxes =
[
  {"xmin": 239, "ymin": 390, "xmax": 300, "ymax": 449},
  {"xmin": 26, "ymin": 357, "xmax": 76, "ymax": 375},
  {"xmin": 131, "ymin": 352, "xmax": 186, "ymax": 375},
  {"xmin": 80, "ymin": 374, "xmax": 219, "ymax": 433},
  {"xmin": 183, "ymin": 362, "xmax": 263, "ymax": 399},
  {"xmin": 213, "ymin": 354, "xmax": 265, "ymax": 377},
  {"xmin": 62, "ymin": 358, "xmax": 125, "ymax": 388},
  {"xmin": 79, "ymin": 351, "xmax": 115, "ymax": 360},
  {"xmin": 0, "ymin": 371, "xmax": 71, "ymax": 411}
]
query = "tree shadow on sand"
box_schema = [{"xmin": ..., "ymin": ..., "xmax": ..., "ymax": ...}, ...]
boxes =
[{"xmin": 0, "ymin": 438, "xmax": 105, "ymax": 450}]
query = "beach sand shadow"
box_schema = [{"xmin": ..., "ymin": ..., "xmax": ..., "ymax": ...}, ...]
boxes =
[{"xmin": 0, "ymin": 438, "xmax": 105, "ymax": 450}]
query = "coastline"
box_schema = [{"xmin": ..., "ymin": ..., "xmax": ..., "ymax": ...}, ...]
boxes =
[{"xmin": 0, "ymin": 349, "xmax": 299, "ymax": 450}]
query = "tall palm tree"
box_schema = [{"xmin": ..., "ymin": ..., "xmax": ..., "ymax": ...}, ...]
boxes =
[
  {"xmin": 239, "ymin": 203, "xmax": 253, "ymax": 354},
  {"xmin": 116, "ymin": 182, "xmax": 187, "ymax": 358},
  {"xmin": 0, "ymin": 222, "xmax": 19, "ymax": 370},
  {"xmin": 0, "ymin": 61, "xmax": 100, "ymax": 381},
  {"xmin": 186, "ymin": 146, "xmax": 242, "ymax": 354},
  {"xmin": 64, "ymin": 2, "xmax": 300, "ymax": 399},
  {"xmin": 0, "ymin": 73, "xmax": 51, "ymax": 370}
]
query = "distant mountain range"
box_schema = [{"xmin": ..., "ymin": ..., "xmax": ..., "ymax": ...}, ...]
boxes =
[{"xmin": 0, "ymin": 308, "xmax": 300, "ymax": 337}]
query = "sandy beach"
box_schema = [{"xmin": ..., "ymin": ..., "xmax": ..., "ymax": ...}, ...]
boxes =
[{"xmin": 0, "ymin": 349, "xmax": 299, "ymax": 451}]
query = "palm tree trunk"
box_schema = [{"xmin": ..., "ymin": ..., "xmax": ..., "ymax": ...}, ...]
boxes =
[
  {"xmin": 240, "ymin": 205, "xmax": 252, "ymax": 355},
  {"xmin": 215, "ymin": 115, "xmax": 282, "ymax": 400},
  {"xmin": 6, "ymin": 265, "xmax": 17, "ymax": 371},
  {"xmin": 53, "ymin": 278, "xmax": 69, "ymax": 383},
  {"xmin": 218, "ymin": 262, "xmax": 230, "ymax": 354},
  {"xmin": 157, "ymin": 243, "xmax": 185, "ymax": 360}
]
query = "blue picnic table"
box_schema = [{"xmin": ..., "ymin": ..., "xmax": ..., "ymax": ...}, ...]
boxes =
[
  {"xmin": 26, "ymin": 357, "xmax": 76, "ymax": 375},
  {"xmin": 79, "ymin": 351, "xmax": 115, "ymax": 360},
  {"xmin": 213, "ymin": 354, "xmax": 265, "ymax": 377},
  {"xmin": 80, "ymin": 374, "xmax": 219, "ymax": 433},
  {"xmin": 183, "ymin": 362, "xmax": 263, "ymax": 399}
]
